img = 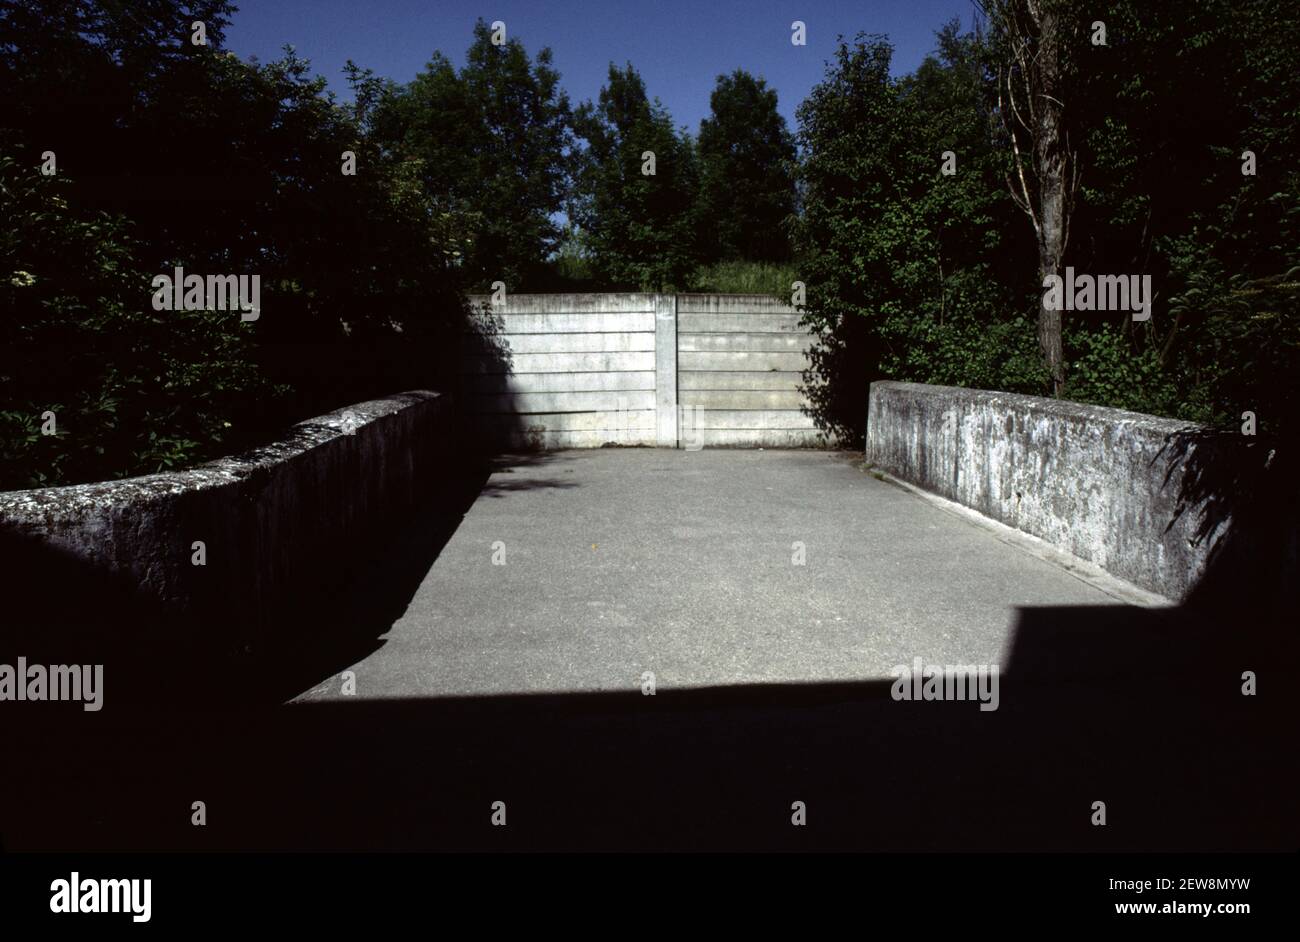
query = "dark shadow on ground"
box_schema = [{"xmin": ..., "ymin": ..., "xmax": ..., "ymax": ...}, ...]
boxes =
[
  {"xmin": 1, "ymin": 576, "xmax": 1293, "ymax": 852},
  {"xmin": 1, "ymin": 435, "xmax": 1294, "ymax": 852},
  {"xmin": 0, "ymin": 448, "xmax": 587, "ymax": 708},
  {"xmin": 477, "ymin": 451, "xmax": 582, "ymax": 497},
  {"xmin": 254, "ymin": 450, "xmax": 580, "ymax": 700}
]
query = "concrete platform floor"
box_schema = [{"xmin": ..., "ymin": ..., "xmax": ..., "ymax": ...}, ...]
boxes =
[{"xmin": 296, "ymin": 449, "xmax": 1133, "ymax": 701}]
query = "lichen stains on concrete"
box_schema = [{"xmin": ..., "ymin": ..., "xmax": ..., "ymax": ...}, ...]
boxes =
[
  {"xmin": 865, "ymin": 381, "xmax": 1213, "ymax": 600},
  {"xmin": 0, "ymin": 391, "xmax": 449, "ymax": 624},
  {"xmin": 0, "ymin": 392, "xmax": 441, "ymax": 516}
]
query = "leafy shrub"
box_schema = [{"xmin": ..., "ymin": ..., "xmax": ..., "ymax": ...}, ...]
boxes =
[
  {"xmin": 1065, "ymin": 323, "xmax": 1180, "ymax": 418},
  {"xmin": 0, "ymin": 150, "xmax": 276, "ymax": 489}
]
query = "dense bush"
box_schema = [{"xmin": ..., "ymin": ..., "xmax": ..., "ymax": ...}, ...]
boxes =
[
  {"xmin": 792, "ymin": 7, "xmax": 1298, "ymax": 445},
  {"xmin": 790, "ymin": 28, "xmax": 1040, "ymax": 443},
  {"xmin": 0, "ymin": 148, "xmax": 274, "ymax": 487},
  {"xmin": 0, "ymin": 0, "xmax": 472, "ymax": 488}
]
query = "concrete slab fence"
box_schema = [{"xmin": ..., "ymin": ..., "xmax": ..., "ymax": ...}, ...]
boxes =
[{"xmin": 463, "ymin": 292, "xmax": 832, "ymax": 450}]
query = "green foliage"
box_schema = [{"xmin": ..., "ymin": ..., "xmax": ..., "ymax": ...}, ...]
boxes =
[
  {"xmin": 697, "ymin": 71, "xmax": 797, "ymax": 263},
  {"xmin": 1064, "ymin": 323, "xmax": 1179, "ymax": 418},
  {"xmin": 688, "ymin": 261, "xmax": 799, "ymax": 297},
  {"xmin": 0, "ymin": 149, "xmax": 275, "ymax": 488},
  {"xmin": 370, "ymin": 20, "xmax": 572, "ymax": 290},
  {"xmin": 570, "ymin": 63, "xmax": 702, "ymax": 290},
  {"xmin": 0, "ymin": 0, "xmax": 473, "ymax": 487},
  {"xmin": 3, "ymin": 1, "xmax": 1295, "ymax": 485},
  {"xmin": 1162, "ymin": 241, "xmax": 1300, "ymax": 434},
  {"xmin": 790, "ymin": 27, "xmax": 1034, "ymax": 444},
  {"xmin": 883, "ymin": 313, "xmax": 1048, "ymax": 395},
  {"xmin": 795, "ymin": 8, "xmax": 1299, "ymax": 444},
  {"xmin": 550, "ymin": 232, "xmax": 596, "ymax": 285}
]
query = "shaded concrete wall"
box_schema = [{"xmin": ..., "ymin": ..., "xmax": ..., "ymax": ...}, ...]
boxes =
[
  {"xmin": 464, "ymin": 293, "xmax": 658, "ymax": 449},
  {"xmin": 464, "ymin": 293, "xmax": 832, "ymax": 449},
  {"xmin": 0, "ymin": 391, "xmax": 454, "ymax": 646},
  {"xmin": 865, "ymin": 381, "xmax": 1217, "ymax": 600}
]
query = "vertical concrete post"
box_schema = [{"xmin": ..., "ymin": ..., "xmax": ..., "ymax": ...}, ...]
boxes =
[{"xmin": 654, "ymin": 293, "xmax": 678, "ymax": 447}]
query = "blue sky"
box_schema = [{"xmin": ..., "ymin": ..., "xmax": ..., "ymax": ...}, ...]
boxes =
[{"xmin": 225, "ymin": 0, "xmax": 982, "ymax": 134}]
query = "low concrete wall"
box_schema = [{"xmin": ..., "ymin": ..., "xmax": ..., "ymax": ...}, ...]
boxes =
[
  {"xmin": 0, "ymin": 391, "xmax": 454, "ymax": 648},
  {"xmin": 865, "ymin": 381, "xmax": 1217, "ymax": 600}
]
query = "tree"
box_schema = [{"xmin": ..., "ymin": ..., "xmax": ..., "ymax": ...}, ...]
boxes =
[
  {"xmin": 570, "ymin": 63, "xmax": 701, "ymax": 290},
  {"xmin": 979, "ymin": 0, "xmax": 1085, "ymax": 397},
  {"xmin": 0, "ymin": 144, "xmax": 272, "ymax": 488},
  {"xmin": 974, "ymin": 0, "xmax": 1299, "ymax": 429},
  {"xmin": 697, "ymin": 70, "xmax": 797, "ymax": 263},
  {"xmin": 372, "ymin": 20, "xmax": 572, "ymax": 289},
  {"xmin": 0, "ymin": 0, "xmax": 474, "ymax": 485},
  {"xmin": 790, "ymin": 29, "xmax": 1038, "ymax": 444}
]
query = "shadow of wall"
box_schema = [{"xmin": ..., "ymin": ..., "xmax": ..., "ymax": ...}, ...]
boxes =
[
  {"xmin": 0, "ymin": 393, "xmax": 479, "ymax": 705},
  {"xmin": 1162, "ymin": 429, "xmax": 1299, "ymax": 625}
]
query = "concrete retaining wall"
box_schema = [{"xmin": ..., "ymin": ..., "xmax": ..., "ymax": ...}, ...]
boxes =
[
  {"xmin": 0, "ymin": 391, "xmax": 454, "ymax": 644},
  {"xmin": 465, "ymin": 293, "xmax": 657, "ymax": 449},
  {"xmin": 464, "ymin": 293, "xmax": 831, "ymax": 449},
  {"xmin": 865, "ymin": 381, "xmax": 1217, "ymax": 600},
  {"xmin": 677, "ymin": 293, "xmax": 825, "ymax": 448}
]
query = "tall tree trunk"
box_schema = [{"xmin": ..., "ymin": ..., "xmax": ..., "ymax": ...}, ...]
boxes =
[
  {"xmin": 1035, "ymin": 7, "xmax": 1066, "ymax": 397},
  {"xmin": 987, "ymin": 0, "xmax": 1075, "ymax": 397}
]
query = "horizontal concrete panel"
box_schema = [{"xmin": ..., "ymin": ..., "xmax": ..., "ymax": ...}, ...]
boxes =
[
  {"xmin": 678, "ymin": 351, "xmax": 809, "ymax": 372},
  {"xmin": 678, "ymin": 313, "xmax": 805, "ymax": 334},
  {"xmin": 470, "ymin": 311, "xmax": 656, "ymax": 334},
  {"xmin": 677, "ymin": 294, "xmax": 798, "ymax": 314},
  {"xmin": 685, "ymin": 409, "xmax": 817, "ymax": 430},
  {"xmin": 689, "ymin": 428, "xmax": 829, "ymax": 447},
  {"xmin": 482, "ymin": 428, "xmax": 657, "ymax": 450},
  {"xmin": 476, "ymin": 410, "xmax": 656, "ymax": 432},
  {"xmin": 678, "ymin": 371, "xmax": 804, "ymax": 391},
  {"xmin": 466, "ymin": 371, "xmax": 657, "ymax": 394},
  {"xmin": 678, "ymin": 333, "xmax": 810, "ymax": 353},
  {"xmin": 679, "ymin": 390, "xmax": 805, "ymax": 410},
  {"xmin": 465, "ymin": 351, "xmax": 656, "ymax": 374},
  {"xmin": 467, "ymin": 293, "xmax": 656, "ymax": 314},
  {"xmin": 471, "ymin": 390, "xmax": 656, "ymax": 414},
  {"xmin": 488, "ymin": 332, "xmax": 655, "ymax": 354}
]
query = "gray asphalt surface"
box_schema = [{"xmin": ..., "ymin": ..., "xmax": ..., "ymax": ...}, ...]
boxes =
[{"xmin": 296, "ymin": 449, "xmax": 1128, "ymax": 700}]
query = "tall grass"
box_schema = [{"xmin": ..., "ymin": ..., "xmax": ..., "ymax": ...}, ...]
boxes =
[
  {"xmin": 686, "ymin": 261, "xmax": 799, "ymax": 298},
  {"xmin": 529, "ymin": 256, "xmax": 800, "ymax": 296}
]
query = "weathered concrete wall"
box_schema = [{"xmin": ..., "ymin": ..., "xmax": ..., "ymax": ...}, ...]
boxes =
[
  {"xmin": 464, "ymin": 293, "xmax": 658, "ymax": 449},
  {"xmin": 464, "ymin": 292, "xmax": 832, "ymax": 449},
  {"xmin": 677, "ymin": 293, "xmax": 828, "ymax": 448},
  {"xmin": 865, "ymin": 381, "xmax": 1216, "ymax": 600},
  {"xmin": 0, "ymin": 391, "xmax": 454, "ymax": 644}
]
